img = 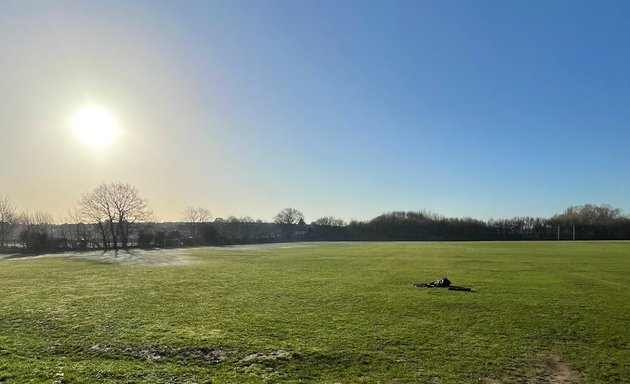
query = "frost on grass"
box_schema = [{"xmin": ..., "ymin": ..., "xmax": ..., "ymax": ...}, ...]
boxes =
[{"xmin": 4, "ymin": 248, "xmax": 196, "ymax": 266}]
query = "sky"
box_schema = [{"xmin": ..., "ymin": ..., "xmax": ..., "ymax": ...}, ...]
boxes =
[{"xmin": 1, "ymin": 0, "xmax": 630, "ymax": 223}]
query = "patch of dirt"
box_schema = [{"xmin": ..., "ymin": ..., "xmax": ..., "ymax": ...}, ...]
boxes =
[
  {"xmin": 178, "ymin": 347, "xmax": 235, "ymax": 363},
  {"xmin": 123, "ymin": 347, "xmax": 166, "ymax": 361},
  {"xmin": 89, "ymin": 344, "xmax": 113, "ymax": 353},
  {"xmin": 88, "ymin": 344, "xmax": 235, "ymax": 363},
  {"xmin": 542, "ymin": 355, "xmax": 581, "ymax": 384},
  {"xmin": 482, "ymin": 355, "xmax": 580, "ymax": 384},
  {"xmin": 239, "ymin": 349, "xmax": 294, "ymax": 368}
]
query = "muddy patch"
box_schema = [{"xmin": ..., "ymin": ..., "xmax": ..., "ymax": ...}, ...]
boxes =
[
  {"xmin": 239, "ymin": 349, "xmax": 294, "ymax": 370},
  {"xmin": 123, "ymin": 346, "xmax": 164, "ymax": 361},
  {"xmin": 87, "ymin": 344, "xmax": 235, "ymax": 363},
  {"xmin": 542, "ymin": 355, "xmax": 581, "ymax": 384},
  {"xmin": 241, "ymin": 349, "xmax": 293, "ymax": 363},
  {"xmin": 481, "ymin": 355, "xmax": 580, "ymax": 384}
]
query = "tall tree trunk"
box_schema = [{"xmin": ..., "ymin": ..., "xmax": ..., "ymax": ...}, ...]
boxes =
[
  {"xmin": 109, "ymin": 220, "xmax": 118, "ymax": 250},
  {"xmin": 0, "ymin": 221, "xmax": 5, "ymax": 248},
  {"xmin": 120, "ymin": 221, "xmax": 129, "ymax": 249},
  {"xmin": 98, "ymin": 222, "xmax": 108, "ymax": 249}
]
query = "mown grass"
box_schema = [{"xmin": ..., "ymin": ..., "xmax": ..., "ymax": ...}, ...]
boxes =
[{"xmin": 1, "ymin": 241, "xmax": 629, "ymax": 383}]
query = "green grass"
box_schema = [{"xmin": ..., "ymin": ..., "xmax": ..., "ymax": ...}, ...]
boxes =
[{"xmin": 1, "ymin": 242, "xmax": 629, "ymax": 383}]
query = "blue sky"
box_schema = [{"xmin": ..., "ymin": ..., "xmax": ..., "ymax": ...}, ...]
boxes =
[{"xmin": 1, "ymin": 0, "xmax": 629, "ymax": 222}]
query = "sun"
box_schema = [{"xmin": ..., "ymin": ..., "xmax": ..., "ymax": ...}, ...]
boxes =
[{"xmin": 73, "ymin": 106, "xmax": 118, "ymax": 148}]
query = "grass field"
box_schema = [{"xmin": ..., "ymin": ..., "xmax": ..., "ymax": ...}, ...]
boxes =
[{"xmin": 1, "ymin": 242, "xmax": 629, "ymax": 383}]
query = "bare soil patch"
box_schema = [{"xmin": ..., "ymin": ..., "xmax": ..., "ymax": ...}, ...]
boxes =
[
  {"xmin": 482, "ymin": 355, "xmax": 580, "ymax": 384},
  {"xmin": 88, "ymin": 344, "xmax": 235, "ymax": 363},
  {"xmin": 241, "ymin": 349, "xmax": 293, "ymax": 363},
  {"xmin": 239, "ymin": 349, "xmax": 294, "ymax": 370},
  {"xmin": 542, "ymin": 355, "xmax": 581, "ymax": 384}
]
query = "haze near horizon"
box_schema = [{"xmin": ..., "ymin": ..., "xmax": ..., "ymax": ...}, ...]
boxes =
[{"xmin": 1, "ymin": 0, "xmax": 629, "ymax": 222}]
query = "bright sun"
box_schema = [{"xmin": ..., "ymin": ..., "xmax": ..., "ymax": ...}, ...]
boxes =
[{"xmin": 73, "ymin": 107, "xmax": 118, "ymax": 148}]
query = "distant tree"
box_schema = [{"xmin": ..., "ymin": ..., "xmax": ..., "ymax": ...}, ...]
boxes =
[
  {"xmin": 165, "ymin": 230, "xmax": 182, "ymax": 247},
  {"xmin": 154, "ymin": 230, "xmax": 167, "ymax": 248},
  {"xmin": 273, "ymin": 208, "xmax": 304, "ymax": 225},
  {"xmin": 549, "ymin": 204, "xmax": 628, "ymax": 240},
  {"xmin": 77, "ymin": 189, "xmax": 110, "ymax": 249},
  {"xmin": 226, "ymin": 216, "xmax": 240, "ymax": 223},
  {"xmin": 273, "ymin": 208, "xmax": 305, "ymax": 242},
  {"xmin": 21, "ymin": 211, "xmax": 54, "ymax": 231},
  {"xmin": 137, "ymin": 231, "xmax": 155, "ymax": 248},
  {"xmin": 183, "ymin": 207, "xmax": 212, "ymax": 246},
  {"xmin": 78, "ymin": 182, "xmax": 152, "ymax": 250},
  {"xmin": 313, "ymin": 216, "xmax": 346, "ymax": 226},
  {"xmin": 0, "ymin": 195, "xmax": 17, "ymax": 248},
  {"xmin": 66, "ymin": 207, "xmax": 90, "ymax": 250},
  {"xmin": 199, "ymin": 223, "xmax": 222, "ymax": 245},
  {"xmin": 18, "ymin": 210, "xmax": 55, "ymax": 252},
  {"xmin": 552, "ymin": 204, "xmax": 623, "ymax": 226}
]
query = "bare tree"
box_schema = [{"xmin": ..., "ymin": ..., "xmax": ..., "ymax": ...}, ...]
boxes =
[
  {"xmin": 20, "ymin": 210, "xmax": 54, "ymax": 232},
  {"xmin": 67, "ymin": 208, "xmax": 91, "ymax": 249},
  {"xmin": 78, "ymin": 186, "xmax": 112, "ymax": 249},
  {"xmin": 273, "ymin": 208, "xmax": 304, "ymax": 225},
  {"xmin": 0, "ymin": 195, "xmax": 17, "ymax": 248},
  {"xmin": 183, "ymin": 207, "xmax": 212, "ymax": 245},
  {"xmin": 78, "ymin": 182, "xmax": 153, "ymax": 250},
  {"xmin": 18, "ymin": 210, "xmax": 55, "ymax": 252},
  {"xmin": 313, "ymin": 216, "xmax": 346, "ymax": 226},
  {"xmin": 109, "ymin": 182, "xmax": 153, "ymax": 248}
]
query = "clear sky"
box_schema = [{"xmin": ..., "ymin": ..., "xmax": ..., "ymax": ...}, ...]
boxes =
[{"xmin": 1, "ymin": 0, "xmax": 629, "ymax": 222}]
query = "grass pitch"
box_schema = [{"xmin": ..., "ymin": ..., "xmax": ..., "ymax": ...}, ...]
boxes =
[{"xmin": 1, "ymin": 242, "xmax": 629, "ymax": 383}]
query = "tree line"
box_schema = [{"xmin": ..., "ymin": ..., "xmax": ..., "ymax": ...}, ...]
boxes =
[{"xmin": 1, "ymin": 182, "xmax": 630, "ymax": 254}]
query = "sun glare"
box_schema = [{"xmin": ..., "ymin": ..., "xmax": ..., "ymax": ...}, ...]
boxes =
[{"xmin": 73, "ymin": 107, "xmax": 118, "ymax": 148}]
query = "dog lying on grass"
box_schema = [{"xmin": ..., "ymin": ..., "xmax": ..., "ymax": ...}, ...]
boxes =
[{"xmin": 413, "ymin": 277, "xmax": 472, "ymax": 292}]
